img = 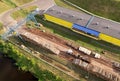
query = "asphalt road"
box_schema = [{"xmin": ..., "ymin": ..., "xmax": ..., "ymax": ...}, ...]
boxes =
[{"xmin": 0, "ymin": 0, "xmax": 55, "ymax": 27}]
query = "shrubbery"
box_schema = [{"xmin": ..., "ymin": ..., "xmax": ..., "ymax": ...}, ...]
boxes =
[{"xmin": 0, "ymin": 40, "xmax": 63, "ymax": 81}]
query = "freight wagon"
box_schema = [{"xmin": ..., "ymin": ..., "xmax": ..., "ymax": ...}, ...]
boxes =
[
  {"xmin": 66, "ymin": 45, "xmax": 101, "ymax": 59},
  {"xmin": 79, "ymin": 46, "xmax": 91, "ymax": 55},
  {"xmin": 112, "ymin": 62, "xmax": 120, "ymax": 71},
  {"xmin": 78, "ymin": 46, "xmax": 101, "ymax": 59}
]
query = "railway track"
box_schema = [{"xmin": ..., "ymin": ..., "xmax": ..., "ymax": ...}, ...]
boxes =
[
  {"xmin": 65, "ymin": 42, "xmax": 113, "ymax": 68},
  {"xmin": 19, "ymin": 27, "xmax": 120, "ymax": 81},
  {"xmin": 23, "ymin": 27, "xmax": 116, "ymax": 69}
]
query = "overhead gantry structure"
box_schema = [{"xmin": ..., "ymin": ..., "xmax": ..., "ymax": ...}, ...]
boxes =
[{"xmin": 1, "ymin": 8, "xmax": 40, "ymax": 40}]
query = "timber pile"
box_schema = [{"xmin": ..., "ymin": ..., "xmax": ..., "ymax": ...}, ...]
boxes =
[
  {"xmin": 20, "ymin": 30, "xmax": 69, "ymax": 55},
  {"xmin": 73, "ymin": 59, "xmax": 89, "ymax": 68},
  {"xmin": 92, "ymin": 65, "xmax": 120, "ymax": 81},
  {"xmin": 73, "ymin": 59, "xmax": 120, "ymax": 81}
]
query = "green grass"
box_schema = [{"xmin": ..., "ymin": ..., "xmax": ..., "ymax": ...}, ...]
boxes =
[
  {"xmin": 1, "ymin": 0, "xmax": 17, "ymax": 8},
  {"xmin": 0, "ymin": 1, "xmax": 11, "ymax": 13},
  {"xmin": 54, "ymin": 0, "xmax": 81, "ymax": 12},
  {"xmin": 24, "ymin": 6, "xmax": 37, "ymax": 12},
  {"xmin": 115, "ymin": 0, "xmax": 120, "ymax": 1},
  {"xmin": 11, "ymin": 9, "xmax": 28, "ymax": 20},
  {"xmin": 11, "ymin": 6, "xmax": 37, "ymax": 20},
  {"xmin": 12, "ymin": 0, "xmax": 33, "ymax": 5},
  {"xmin": 0, "ymin": 0, "xmax": 33, "ymax": 14},
  {"xmin": 0, "ymin": 22, "xmax": 4, "ymax": 34},
  {"xmin": 0, "ymin": 22, "xmax": 3, "ymax": 29},
  {"xmin": 67, "ymin": 0, "xmax": 120, "ymax": 22}
]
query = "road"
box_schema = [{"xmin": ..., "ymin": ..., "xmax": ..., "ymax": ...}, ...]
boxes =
[{"xmin": 0, "ymin": 0, "xmax": 55, "ymax": 28}]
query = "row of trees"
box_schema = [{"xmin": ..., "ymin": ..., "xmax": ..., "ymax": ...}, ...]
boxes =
[{"xmin": 0, "ymin": 40, "xmax": 64, "ymax": 81}]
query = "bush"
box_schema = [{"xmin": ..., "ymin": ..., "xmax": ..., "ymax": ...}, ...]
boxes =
[{"xmin": 0, "ymin": 40, "xmax": 64, "ymax": 81}]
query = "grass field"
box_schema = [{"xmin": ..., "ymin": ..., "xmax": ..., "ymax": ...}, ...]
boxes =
[
  {"xmin": 54, "ymin": 0, "xmax": 81, "ymax": 12},
  {"xmin": 11, "ymin": 9, "xmax": 28, "ymax": 20},
  {"xmin": 0, "ymin": 22, "xmax": 3, "ymax": 29},
  {"xmin": 11, "ymin": 6, "xmax": 37, "ymax": 20},
  {"xmin": 67, "ymin": 0, "xmax": 120, "ymax": 22},
  {"xmin": 0, "ymin": 0, "xmax": 33, "ymax": 14},
  {"xmin": 12, "ymin": 0, "xmax": 33, "ymax": 6},
  {"xmin": 115, "ymin": 0, "xmax": 120, "ymax": 1},
  {"xmin": 0, "ymin": 2, "xmax": 11, "ymax": 14},
  {"xmin": 24, "ymin": 6, "xmax": 37, "ymax": 12},
  {"xmin": 0, "ymin": 22, "xmax": 4, "ymax": 34},
  {"xmin": 1, "ymin": 0, "xmax": 17, "ymax": 8}
]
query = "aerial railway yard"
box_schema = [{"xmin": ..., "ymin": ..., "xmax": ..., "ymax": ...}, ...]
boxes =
[
  {"xmin": 1, "ymin": 1, "xmax": 120, "ymax": 81},
  {"xmin": 17, "ymin": 27, "xmax": 120, "ymax": 81}
]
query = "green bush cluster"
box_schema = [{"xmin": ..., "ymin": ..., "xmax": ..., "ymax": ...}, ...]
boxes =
[{"xmin": 0, "ymin": 40, "xmax": 63, "ymax": 81}]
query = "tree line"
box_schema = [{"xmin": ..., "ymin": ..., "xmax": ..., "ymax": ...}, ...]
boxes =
[{"xmin": 0, "ymin": 40, "xmax": 64, "ymax": 81}]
